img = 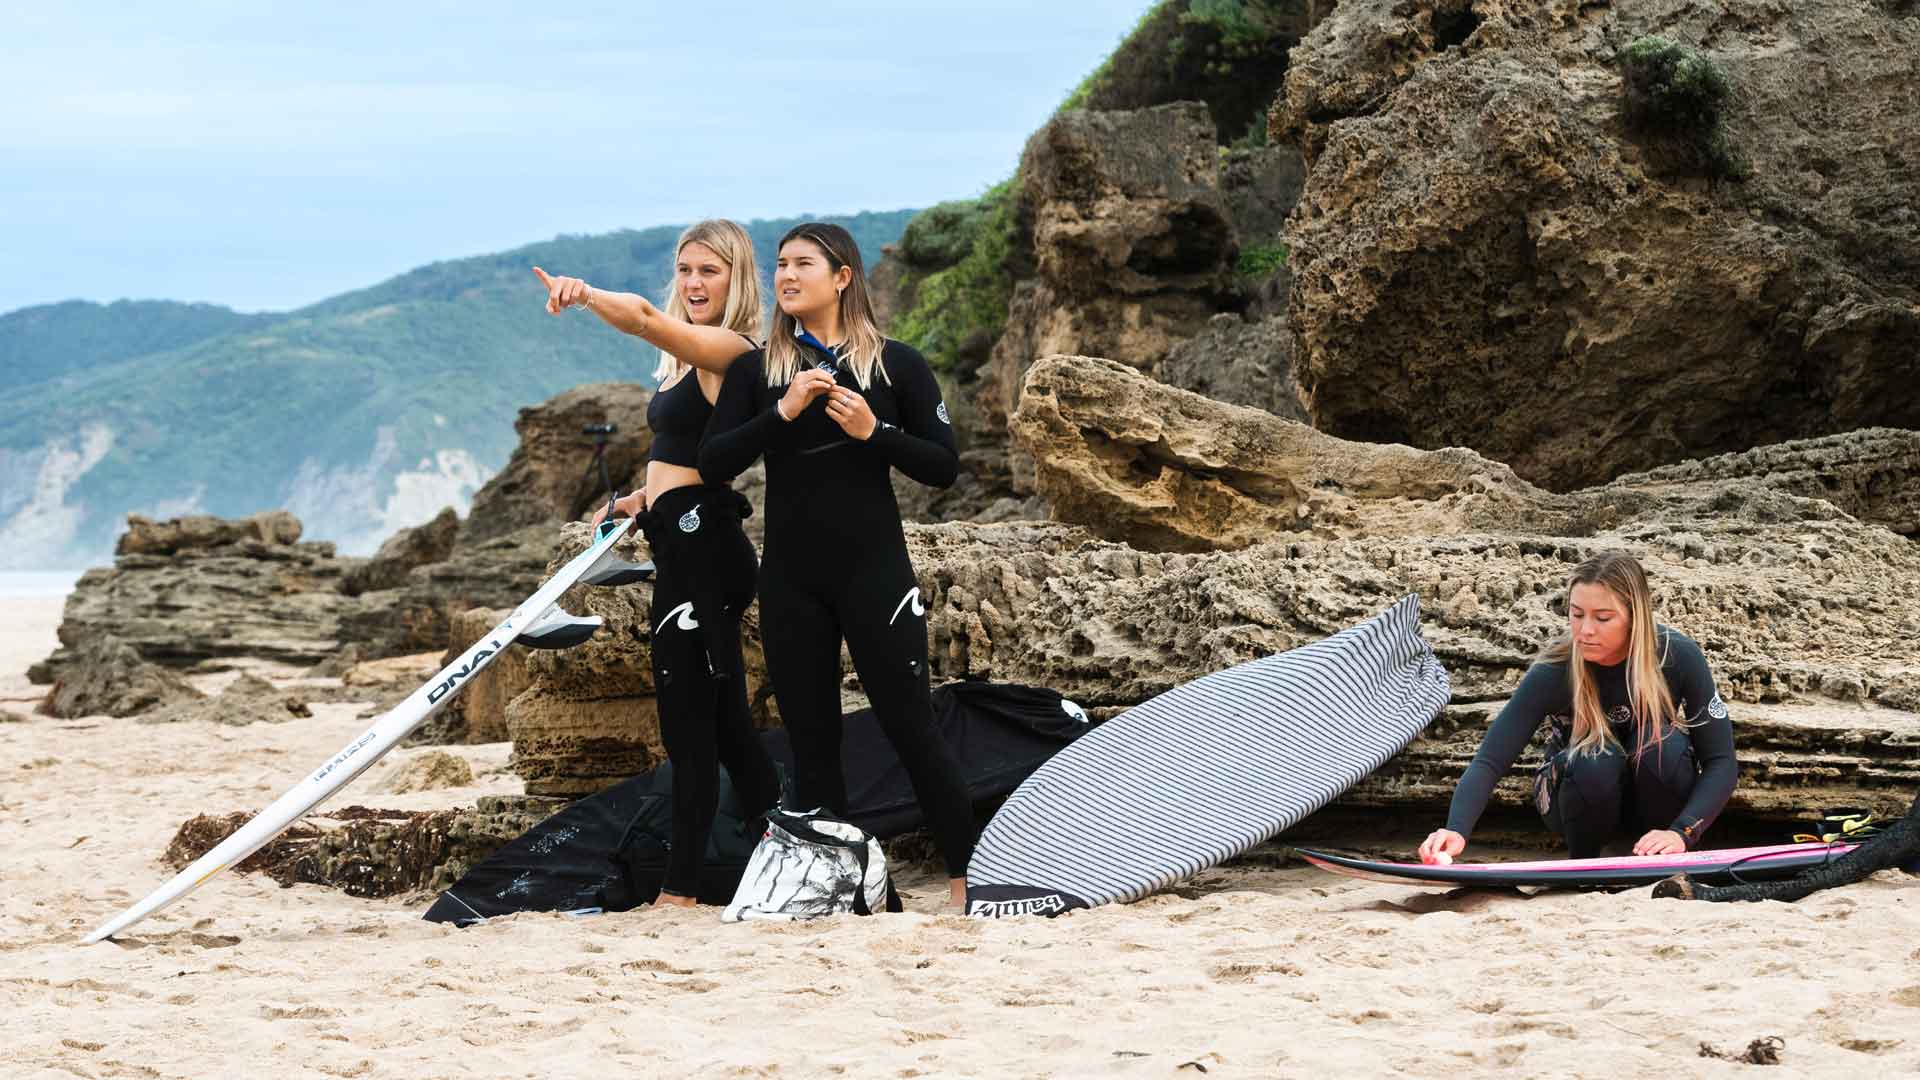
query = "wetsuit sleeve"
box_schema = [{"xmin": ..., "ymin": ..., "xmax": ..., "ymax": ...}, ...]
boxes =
[
  {"xmin": 867, "ymin": 343, "xmax": 958, "ymax": 488},
  {"xmin": 1668, "ymin": 637, "xmax": 1735, "ymax": 848},
  {"xmin": 1445, "ymin": 662, "xmax": 1563, "ymax": 841},
  {"xmin": 698, "ymin": 350, "xmax": 780, "ymax": 484}
]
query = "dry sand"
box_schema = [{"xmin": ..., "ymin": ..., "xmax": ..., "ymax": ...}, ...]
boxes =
[{"xmin": 5, "ymin": 602, "xmax": 1919, "ymax": 1079}]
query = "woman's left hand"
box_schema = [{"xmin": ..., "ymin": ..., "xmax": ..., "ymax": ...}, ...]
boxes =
[
  {"xmin": 1632, "ymin": 829, "xmax": 1686, "ymax": 856},
  {"xmin": 824, "ymin": 387, "xmax": 878, "ymax": 440}
]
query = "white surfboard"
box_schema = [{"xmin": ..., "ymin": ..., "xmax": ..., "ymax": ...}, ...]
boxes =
[{"xmin": 83, "ymin": 519, "xmax": 652, "ymax": 944}]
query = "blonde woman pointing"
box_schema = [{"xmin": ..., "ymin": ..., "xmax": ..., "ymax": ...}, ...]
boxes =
[
  {"xmin": 533, "ymin": 220, "xmax": 780, "ymax": 907},
  {"xmin": 1420, "ymin": 551, "xmax": 1737, "ymax": 864}
]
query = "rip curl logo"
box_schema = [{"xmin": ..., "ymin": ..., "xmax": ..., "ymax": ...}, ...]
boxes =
[
  {"xmin": 888, "ymin": 586, "xmax": 926, "ymax": 626},
  {"xmin": 656, "ymin": 602, "xmax": 699, "ymax": 634},
  {"xmin": 968, "ymin": 894, "xmax": 1067, "ymax": 918},
  {"xmin": 677, "ymin": 505, "xmax": 701, "ymax": 534},
  {"xmin": 936, "ymin": 401, "xmax": 950, "ymax": 425},
  {"xmin": 1707, "ymin": 694, "xmax": 1728, "ymax": 720}
]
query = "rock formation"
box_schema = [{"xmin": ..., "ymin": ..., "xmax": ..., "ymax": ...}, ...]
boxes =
[
  {"xmin": 375, "ymin": 750, "xmax": 476, "ymax": 794},
  {"xmin": 1012, "ymin": 355, "xmax": 1920, "ymax": 556},
  {"xmin": 37, "ymin": 510, "xmax": 365, "ymax": 680},
  {"xmin": 146, "ymin": 673, "xmax": 314, "ymax": 726},
  {"xmin": 980, "ymin": 103, "xmax": 1240, "ymax": 493},
  {"xmin": 339, "ymin": 506, "xmax": 459, "ymax": 597},
  {"xmin": 1273, "ymin": 0, "xmax": 1920, "ymax": 488},
  {"xmin": 43, "ymin": 635, "xmax": 205, "ymax": 719}
]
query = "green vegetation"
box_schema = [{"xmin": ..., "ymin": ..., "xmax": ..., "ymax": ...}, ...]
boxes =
[
  {"xmin": 1618, "ymin": 36, "xmax": 1751, "ymax": 182},
  {"xmin": 889, "ymin": 181, "xmax": 1017, "ymax": 378},
  {"xmin": 0, "ymin": 300, "xmax": 270, "ymax": 395},
  {"xmin": 1235, "ymin": 244, "xmax": 1289, "ymax": 278},
  {"xmin": 1060, "ymin": 2, "xmax": 1176, "ymax": 113}
]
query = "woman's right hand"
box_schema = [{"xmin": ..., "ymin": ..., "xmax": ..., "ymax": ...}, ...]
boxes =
[
  {"xmin": 590, "ymin": 491, "xmax": 645, "ymax": 529},
  {"xmin": 778, "ymin": 368, "xmax": 836, "ymax": 420},
  {"xmin": 1418, "ymin": 829, "xmax": 1466, "ymax": 865},
  {"xmin": 531, "ymin": 266, "xmax": 592, "ymax": 314}
]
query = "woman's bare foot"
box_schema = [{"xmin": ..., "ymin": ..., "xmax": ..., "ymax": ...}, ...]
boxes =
[
  {"xmin": 653, "ymin": 891, "xmax": 697, "ymax": 908},
  {"xmin": 944, "ymin": 877, "xmax": 967, "ymax": 910}
]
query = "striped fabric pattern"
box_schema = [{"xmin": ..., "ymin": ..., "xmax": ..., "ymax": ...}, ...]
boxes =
[{"xmin": 967, "ymin": 594, "xmax": 1451, "ymax": 910}]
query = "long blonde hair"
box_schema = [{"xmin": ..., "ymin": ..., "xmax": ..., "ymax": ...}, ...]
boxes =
[
  {"xmin": 1539, "ymin": 551, "xmax": 1681, "ymax": 760},
  {"xmin": 654, "ymin": 218, "xmax": 764, "ymax": 383},
  {"xmin": 765, "ymin": 222, "xmax": 888, "ymax": 389}
]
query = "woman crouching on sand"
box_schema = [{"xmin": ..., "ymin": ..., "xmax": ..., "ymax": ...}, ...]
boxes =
[
  {"xmin": 1419, "ymin": 551, "xmax": 1736, "ymax": 864},
  {"xmin": 698, "ymin": 222, "xmax": 975, "ymax": 907},
  {"xmin": 532, "ymin": 219, "xmax": 781, "ymax": 908}
]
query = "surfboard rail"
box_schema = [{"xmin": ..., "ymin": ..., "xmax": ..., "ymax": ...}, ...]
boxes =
[{"xmin": 1297, "ymin": 842, "xmax": 1861, "ymax": 889}]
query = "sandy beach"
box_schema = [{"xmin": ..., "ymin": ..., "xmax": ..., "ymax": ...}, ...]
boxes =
[{"xmin": 5, "ymin": 600, "xmax": 1919, "ymax": 1079}]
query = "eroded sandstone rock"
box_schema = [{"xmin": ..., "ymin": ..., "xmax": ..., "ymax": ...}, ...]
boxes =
[
  {"xmin": 40, "ymin": 517, "xmax": 363, "ymax": 679},
  {"xmin": 1273, "ymin": 0, "xmax": 1920, "ymax": 488},
  {"xmin": 339, "ymin": 506, "xmax": 460, "ymax": 597},
  {"xmin": 1011, "ymin": 354, "xmax": 1920, "ymax": 556},
  {"xmin": 902, "ymin": 518, "xmax": 1920, "ymax": 823},
  {"xmin": 44, "ymin": 635, "xmax": 206, "ymax": 719},
  {"xmin": 146, "ymin": 673, "xmax": 313, "ymax": 726},
  {"xmin": 117, "ymin": 510, "xmax": 303, "ymax": 556}
]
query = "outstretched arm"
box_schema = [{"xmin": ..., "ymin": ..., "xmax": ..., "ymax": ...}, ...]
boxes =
[{"xmin": 531, "ymin": 267, "xmax": 752, "ymax": 372}]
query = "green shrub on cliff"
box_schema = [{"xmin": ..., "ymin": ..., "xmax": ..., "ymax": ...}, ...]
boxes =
[
  {"xmin": 1619, "ymin": 35, "xmax": 1751, "ymax": 182},
  {"xmin": 890, "ymin": 180, "xmax": 1017, "ymax": 379},
  {"xmin": 1235, "ymin": 243, "xmax": 1289, "ymax": 278}
]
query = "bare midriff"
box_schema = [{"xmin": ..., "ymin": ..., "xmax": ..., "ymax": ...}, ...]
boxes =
[{"xmin": 643, "ymin": 460, "xmax": 704, "ymax": 510}]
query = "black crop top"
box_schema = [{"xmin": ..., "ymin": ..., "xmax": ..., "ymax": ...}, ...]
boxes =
[
  {"xmin": 647, "ymin": 336, "xmax": 755, "ymax": 468},
  {"xmin": 647, "ymin": 369, "xmax": 713, "ymax": 467}
]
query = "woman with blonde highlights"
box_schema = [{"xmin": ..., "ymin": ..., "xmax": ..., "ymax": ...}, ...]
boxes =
[
  {"xmin": 1420, "ymin": 551, "xmax": 1737, "ymax": 863},
  {"xmin": 699, "ymin": 222, "xmax": 974, "ymax": 907},
  {"xmin": 530, "ymin": 220, "xmax": 781, "ymax": 907}
]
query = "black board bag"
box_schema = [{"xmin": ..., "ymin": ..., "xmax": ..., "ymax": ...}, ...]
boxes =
[{"xmin": 422, "ymin": 682, "xmax": 1092, "ymax": 923}]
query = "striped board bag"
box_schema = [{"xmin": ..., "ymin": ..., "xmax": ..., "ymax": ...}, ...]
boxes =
[{"xmin": 965, "ymin": 594, "xmax": 1450, "ymax": 917}]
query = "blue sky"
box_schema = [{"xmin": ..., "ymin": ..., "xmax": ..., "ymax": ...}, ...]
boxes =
[{"xmin": 2, "ymin": 2, "xmax": 1146, "ymax": 314}]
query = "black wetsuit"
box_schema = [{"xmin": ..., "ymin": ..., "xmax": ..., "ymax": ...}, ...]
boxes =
[
  {"xmin": 641, "ymin": 365, "xmax": 781, "ymax": 899},
  {"xmin": 698, "ymin": 336, "xmax": 976, "ymax": 877},
  {"xmin": 1445, "ymin": 627, "xmax": 1736, "ymax": 857}
]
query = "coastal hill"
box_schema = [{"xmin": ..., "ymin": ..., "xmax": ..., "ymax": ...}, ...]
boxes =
[{"xmin": 0, "ymin": 210, "xmax": 915, "ymax": 570}]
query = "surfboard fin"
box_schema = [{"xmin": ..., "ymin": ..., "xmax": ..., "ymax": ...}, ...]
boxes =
[
  {"xmin": 515, "ymin": 607, "xmax": 603, "ymax": 650},
  {"xmin": 583, "ymin": 557, "xmax": 653, "ymax": 587}
]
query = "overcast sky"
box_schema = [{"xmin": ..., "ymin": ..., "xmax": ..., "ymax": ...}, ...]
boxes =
[{"xmin": 2, "ymin": 2, "xmax": 1146, "ymax": 314}]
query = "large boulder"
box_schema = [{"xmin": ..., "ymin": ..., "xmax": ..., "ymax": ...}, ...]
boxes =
[
  {"xmin": 1010, "ymin": 354, "xmax": 1920, "ymax": 553},
  {"xmin": 1273, "ymin": 0, "xmax": 1920, "ymax": 489},
  {"xmin": 981, "ymin": 103, "xmax": 1238, "ymax": 448},
  {"xmin": 39, "ymin": 512, "xmax": 364, "ymax": 679},
  {"xmin": 43, "ymin": 635, "xmax": 206, "ymax": 718},
  {"xmin": 1010, "ymin": 354, "xmax": 1544, "ymax": 551},
  {"xmin": 338, "ymin": 506, "xmax": 460, "ymax": 597},
  {"xmin": 116, "ymin": 510, "xmax": 304, "ymax": 556}
]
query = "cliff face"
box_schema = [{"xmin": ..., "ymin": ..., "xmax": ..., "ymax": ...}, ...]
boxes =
[{"xmin": 1274, "ymin": 0, "xmax": 1920, "ymax": 488}]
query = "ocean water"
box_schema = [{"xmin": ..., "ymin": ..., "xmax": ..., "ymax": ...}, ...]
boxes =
[{"xmin": 0, "ymin": 571, "xmax": 84, "ymax": 599}]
